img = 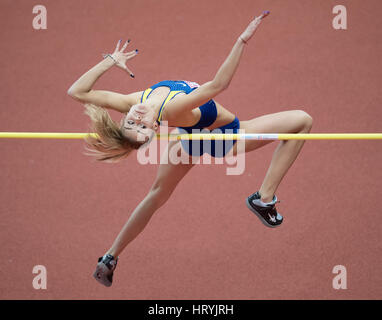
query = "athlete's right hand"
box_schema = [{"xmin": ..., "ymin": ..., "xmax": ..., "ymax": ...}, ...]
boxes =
[{"xmin": 110, "ymin": 39, "xmax": 138, "ymax": 78}]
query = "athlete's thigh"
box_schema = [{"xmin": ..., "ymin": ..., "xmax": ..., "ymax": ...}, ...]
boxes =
[
  {"xmin": 231, "ymin": 110, "xmax": 310, "ymax": 154},
  {"xmin": 152, "ymin": 140, "xmax": 195, "ymax": 191}
]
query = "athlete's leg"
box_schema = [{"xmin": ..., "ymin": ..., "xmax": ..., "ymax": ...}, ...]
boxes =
[
  {"xmin": 232, "ymin": 109, "xmax": 313, "ymax": 203},
  {"xmin": 106, "ymin": 140, "xmax": 195, "ymax": 258}
]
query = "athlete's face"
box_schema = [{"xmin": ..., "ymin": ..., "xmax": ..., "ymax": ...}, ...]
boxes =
[{"xmin": 122, "ymin": 104, "xmax": 158, "ymax": 143}]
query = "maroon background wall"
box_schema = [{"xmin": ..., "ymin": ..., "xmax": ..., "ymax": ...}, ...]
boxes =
[{"xmin": 0, "ymin": 0, "xmax": 381, "ymax": 299}]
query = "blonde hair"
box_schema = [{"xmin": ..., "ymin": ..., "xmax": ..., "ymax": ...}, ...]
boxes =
[{"xmin": 83, "ymin": 104, "xmax": 144, "ymax": 163}]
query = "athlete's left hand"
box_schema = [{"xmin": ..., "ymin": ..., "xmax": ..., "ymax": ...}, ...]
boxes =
[{"xmin": 240, "ymin": 11, "xmax": 270, "ymax": 43}]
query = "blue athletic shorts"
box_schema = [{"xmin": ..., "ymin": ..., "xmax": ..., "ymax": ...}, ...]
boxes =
[{"xmin": 178, "ymin": 116, "xmax": 240, "ymax": 157}]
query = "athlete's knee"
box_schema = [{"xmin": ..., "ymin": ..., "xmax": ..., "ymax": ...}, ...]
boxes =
[
  {"xmin": 147, "ymin": 181, "xmax": 174, "ymax": 209},
  {"xmin": 295, "ymin": 109, "xmax": 313, "ymax": 131},
  {"xmin": 303, "ymin": 111, "xmax": 313, "ymax": 131}
]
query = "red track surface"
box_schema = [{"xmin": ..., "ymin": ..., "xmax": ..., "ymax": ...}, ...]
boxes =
[{"xmin": 0, "ymin": 0, "xmax": 381, "ymax": 299}]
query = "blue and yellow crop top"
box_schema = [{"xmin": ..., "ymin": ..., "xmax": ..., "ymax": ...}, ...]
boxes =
[{"xmin": 140, "ymin": 80, "xmax": 217, "ymax": 130}]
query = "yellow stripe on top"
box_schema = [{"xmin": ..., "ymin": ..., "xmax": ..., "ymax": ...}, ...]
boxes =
[
  {"xmin": 157, "ymin": 91, "xmax": 183, "ymax": 122},
  {"xmin": 141, "ymin": 88, "xmax": 153, "ymax": 103},
  {"xmin": 141, "ymin": 88, "xmax": 184, "ymax": 123}
]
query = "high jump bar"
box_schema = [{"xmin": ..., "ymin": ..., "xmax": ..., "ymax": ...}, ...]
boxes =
[{"xmin": 0, "ymin": 132, "xmax": 382, "ymax": 140}]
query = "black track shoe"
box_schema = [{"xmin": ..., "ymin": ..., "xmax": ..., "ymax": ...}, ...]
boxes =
[
  {"xmin": 93, "ymin": 254, "xmax": 118, "ymax": 287},
  {"xmin": 246, "ymin": 191, "xmax": 283, "ymax": 228}
]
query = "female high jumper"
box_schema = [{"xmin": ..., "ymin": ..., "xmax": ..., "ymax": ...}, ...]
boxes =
[{"xmin": 68, "ymin": 12, "xmax": 313, "ymax": 287}]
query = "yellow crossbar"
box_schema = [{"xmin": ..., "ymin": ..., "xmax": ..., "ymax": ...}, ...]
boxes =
[{"xmin": 0, "ymin": 132, "xmax": 381, "ymax": 140}]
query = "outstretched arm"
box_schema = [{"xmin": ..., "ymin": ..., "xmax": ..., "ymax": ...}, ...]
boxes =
[
  {"xmin": 213, "ymin": 11, "xmax": 270, "ymax": 89},
  {"xmin": 164, "ymin": 12, "xmax": 270, "ymax": 118},
  {"xmin": 67, "ymin": 40, "xmax": 140, "ymax": 113}
]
